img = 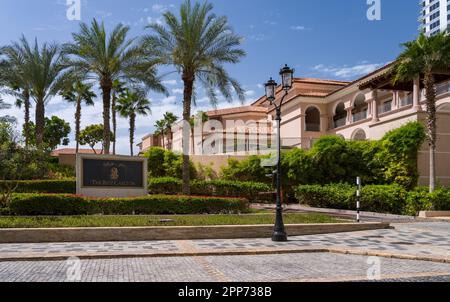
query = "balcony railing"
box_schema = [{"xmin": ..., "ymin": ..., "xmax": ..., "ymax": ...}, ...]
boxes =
[
  {"xmin": 352, "ymin": 111, "xmax": 367, "ymax": 122},
  {"xmin": 436, "ymin": 81, "xmax": 450, "ymax": 95},
  {"xmin": 378, "ymin": 102, "xmax": 392, "ymax": 114},
  {"xmin": 400, "ymin": 94, "xmax": 413, "ymax": 107},
  {"xmin": 333, "ymin": 117, "xmax": 346, "ymax": 129}
]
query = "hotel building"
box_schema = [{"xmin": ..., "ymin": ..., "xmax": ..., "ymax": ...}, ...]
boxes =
[
  {"xmin": 138, "ymin": 63, "xmax": 450, "ymax": 187},
  {"xmin": 420, "ymin": 0, "xmax": 450, "ymax": 36}
]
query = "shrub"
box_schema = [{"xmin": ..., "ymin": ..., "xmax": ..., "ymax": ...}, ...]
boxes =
[
  {"xmin": 0, "ymin": 180, "xmax": 76, "ymax": 194},
  {"xmin": 143, "ymin": 147, "xmax": 197, "ymax": 179},
  {"xmin": 404, "ymin": 190, "xmax": 433, "ymax": 216},
  {"xmin": 148, "ymin": 177, "xmax": 271, "ymax": 202},
  {"xmin": 220, "ymin": 156, "xmax": 270, "ymax": 183},
  {"xmin": 295, "ymin": 184, "xmax": 354, "ymax": 210},
  {"xmin": 360, "ymin": 185, "xmax": 407, "ymax": 214},
  {"xmin": 8, "ymin": 194, "xmax": 249, "ymax": 216}
]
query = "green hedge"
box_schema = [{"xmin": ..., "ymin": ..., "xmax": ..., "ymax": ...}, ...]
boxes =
[
  {"xmin": 7, "ymin": 194, "xmax": 249, "ymax": 216},
  {"xmin": 295, "ymin": 184, "xmax": 449, "ymax": 215},
  {"xmin": 148, "ymin": 177, "xmax": 272, "ymax": 202},
  {"xmin": 0, "ymin": 180, "xmax": 76, "ymax": 194}
]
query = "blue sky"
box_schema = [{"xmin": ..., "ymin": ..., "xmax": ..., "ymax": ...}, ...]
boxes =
[{"xmin": 0, "ymin": 0, "xmax": 420, "ymax": 155}]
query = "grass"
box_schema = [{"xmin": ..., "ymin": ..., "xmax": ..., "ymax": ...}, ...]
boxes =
[{"xmin": 0, "ymin": 213, "xmax": 347, "ymax": 228}]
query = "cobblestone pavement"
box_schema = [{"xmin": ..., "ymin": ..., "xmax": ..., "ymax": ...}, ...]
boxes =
[
  {"xmin": 0, "ymin": 253, "xmax": 449, "ymax": 282},
  {"xmin": 0, "ymin": 222, "xmax": 448, "ymax": 261}
]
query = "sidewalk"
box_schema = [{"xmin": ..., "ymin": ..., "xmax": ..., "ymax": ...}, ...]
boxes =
[{"xmin": 0, "ymin": 222, "xmax": 448, "ymax": 264}]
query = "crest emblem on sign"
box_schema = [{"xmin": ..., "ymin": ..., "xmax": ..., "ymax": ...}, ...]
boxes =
[{"xmin": 110, "ymin": 167, "xmax": 119, "ymax": 180}]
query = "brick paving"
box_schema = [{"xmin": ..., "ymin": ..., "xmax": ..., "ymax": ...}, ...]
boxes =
[
  {"xmin": 0, "ymin": 253, "xmax": 448, "ymax": 282},
  {"xmin": 0, "ymin": 221, "xmax": 448, "ymax": 282}
]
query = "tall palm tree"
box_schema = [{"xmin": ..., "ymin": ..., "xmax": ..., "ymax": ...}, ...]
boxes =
[
  {"xmin": 163, "ymin": 112, "xmax": 178, "ymax": 150},
  {"xmin": 61, "ymin": 81, "xmax": 97, "ymax": 153},
  {"xmin": 142, "ymin": 0, "xmax": 246, "ymax": 194},
  {"xmin": 63, "ymin": 19, "xmax": 166, "ymax": 155},
  {"xmin": 393, "ymin": 33, "xmax": 450, "ymax": 192},
  {"xmin": 189, "ymin": 111, "xmax": 208, "ymax": 155},
  {"xmin": 0, "ymin": 39, "xmax": 33, "ymax": 147},
  {"xmin": 154, "ymin": 119, "xmax": 167, "ymax": 149},
  {"xmin": 116, "ymin": 89, "xmax": 151, "ymax": 156},
  {"xmin": 3, "ymin": 37, "xmax": 69, "ymax": 148},
  {"xmin": 111, "ymin": 80, "xmax": 125, "ymax": 155}
]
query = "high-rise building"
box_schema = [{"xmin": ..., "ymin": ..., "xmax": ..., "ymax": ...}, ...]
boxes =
[{"xmin": 419, "ymin": 0, "xmax": 450, "ymax": 36}]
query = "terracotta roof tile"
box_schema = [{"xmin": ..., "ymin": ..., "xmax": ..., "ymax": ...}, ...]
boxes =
[{"xmin": 206, "ymin": 106, "xmax": 268, "ymax": 117}]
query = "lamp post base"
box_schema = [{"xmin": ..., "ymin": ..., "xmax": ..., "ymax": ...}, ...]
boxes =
[{"xmin": 272, "ymin": 231, "xmax": 288, "ymax": 242}]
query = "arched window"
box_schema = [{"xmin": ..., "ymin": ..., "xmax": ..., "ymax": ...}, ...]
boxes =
[
  {"xmin": 352, "ymin": 94, "xmax": 368, "ymax": 122},
  {"xmin": 305, "ymin": 107, "xmax": 321, "ymax": 132},
  {"xmin": 333, "ymin": 102, "xmax": 346, "ymax": 128},
  {"xmin": 352, "ymin": 129, "xmax": 367, "ymax": 141}
]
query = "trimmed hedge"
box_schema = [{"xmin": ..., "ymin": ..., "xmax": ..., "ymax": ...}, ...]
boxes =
[
  {"xmin": 148, "ymin": 177, "xmax": 272, "ymax": 202},
  {"xmin": 295, "ymin": 184, "xmax": 449, "ymax": 215},
  {"xmin": 0, "ymin": 180, "xmax": 76, "ymax": 194},
  {"xmin": 7, "ymin": 194, "xmax": 249, "ymax": 216}
]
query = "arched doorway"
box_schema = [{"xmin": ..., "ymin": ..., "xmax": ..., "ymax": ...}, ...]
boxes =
[
  {"xmin": 305, "ymin": 106, "xmax": 321, "ymax": 132},
  {"xmin": 352, "ymin": 94, "xmax": 368, "ymax": 122},
  {"xmin": 333, "ymin": 102, "xmax": 346, "ymax": 128}
]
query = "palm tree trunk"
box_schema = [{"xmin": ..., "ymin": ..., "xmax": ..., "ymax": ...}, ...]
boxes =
[
  {"xmin": 23, "ymin": 89, "xmax": 30, "ymax": 148},
  {"xmin": 182, "ymin": 73, "xmax": 194, "ymax": 195},
  {"xmin": 424, "ymin": 70, "xmax": 437, "ymax": 193},
  {"xmin": 130, "ymin": 114, "xmax": 135, "ymax": 157},
  {"xmin": 101, "ymin": 80, "xmax": 112, "ymax": 155},
  {"xmin": 112, "ymin": 93, "xmax": 117, "ymax": 155},
  {"xmin": 75, "ymin": 97, "xmax": 82, "ymax": 153},
  {"xmin": 35, "ymin": 98, "xmax": 45, "ymax": 148}
]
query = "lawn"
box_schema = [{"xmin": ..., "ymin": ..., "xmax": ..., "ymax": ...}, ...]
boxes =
[{"xmin": 0, "ymin": 213, "xmax": 347, "ymax": 228}]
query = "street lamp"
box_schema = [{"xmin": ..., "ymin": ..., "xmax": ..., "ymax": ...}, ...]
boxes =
[{"xmin": 265, "ymin": 64, "xmax": 294, "ymax": 242}]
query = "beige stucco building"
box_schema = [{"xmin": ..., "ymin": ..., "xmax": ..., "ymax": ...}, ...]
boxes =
[{"xmin": 139, "ymin": 63, "xmax": 450, "ymax": 186}]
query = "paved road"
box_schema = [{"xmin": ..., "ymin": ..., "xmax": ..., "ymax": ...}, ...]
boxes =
[
  {"xmin": 0, "ymin": 253, "xmax": 449, "ymax": 282},
  {"xmin": 0, "ymin": 222, "xmax": 448, "ymax": 282}
]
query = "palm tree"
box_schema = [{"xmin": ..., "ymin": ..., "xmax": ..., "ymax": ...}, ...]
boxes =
[
  {"xmin": 393, "ymin": 33, "xmax": 450, "ymax": 192},
  {"xmin": 154, "ymin": 119, "xmax": 167, "ymax": 149},
  {"xmin": 116, "ymin": 89, "xmax": 151, "ymax": 156},
  {"xmin": 163, "ymin": 112, "xmax": 178, "ymax": 150},
  {"xmin": 3, "ymin": 37, "xmax": 69, "ymax": 148},
  {"xmin": 142, "ymin": 0, "xmax": 246, "ymax": 194},
  {"xmin": 111, "ymin": 80, "xmax": 125, "ymax": 155},
  {"xmin": 61, "ymin": 81, "xmax": 97, "ymax": 153},
  {"xmin": 0, "ymin": 39, "xmax": 33, "ymax": 147},
  {"xmin": 63, "ymin": 19, "xmax": 166, "ymax": 155}
]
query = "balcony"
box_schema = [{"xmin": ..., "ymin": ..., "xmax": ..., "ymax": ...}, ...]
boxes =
[
  {"xmin": 305, "ymin": 123, "xmax": 320, "ymax": 132},
  {"xmin": 436, "ymin": 81, "xmax": 450, "ymax": 95},
  {"xmin": 333, "ymin": 117, "xmax": 346, "ymax": 129},
  {"xmin": 400, "ymin": 94, "xmax": 413, "ymax": 107},
  {"xmin": 378, "ymin": 102, "xmax": 392, "ymax": 114},
  {"xmin": 352, "ymin": 111, "xmax": 368, "ymax": 123}
]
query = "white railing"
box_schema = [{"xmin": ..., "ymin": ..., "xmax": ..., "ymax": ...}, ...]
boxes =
[
  {"xmin": 378, "ymin": 102, "xmax": 392, "ymax": 114},
  {"xmin": 333, "ymin": 117, "xmax": 346, "ymax": 129},
  {"xmin": 400, "ymin": 94, "xmax": 413, "ymax": 107},
  {"xmin": 352, "ymin": 111, "xmax": 368, "ymax": 122}
]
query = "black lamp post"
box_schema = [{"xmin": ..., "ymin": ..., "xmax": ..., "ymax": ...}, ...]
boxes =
[{"xmin": 265, "ymin": 64, "xmax": 294, "ymax": 242}]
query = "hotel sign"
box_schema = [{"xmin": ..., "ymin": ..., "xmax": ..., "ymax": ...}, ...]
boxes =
[
  {"xmin": 82, "ymin": 159, "xmax": 144, "ymax": 188},
  {"xmin": 76, "ymin": 154, "xmax": 148, "ymax": 197}
]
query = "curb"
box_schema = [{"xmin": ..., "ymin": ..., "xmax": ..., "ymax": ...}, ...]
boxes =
[{"xmin": 0, "ymin": 222, "xmax": 390, "ymax": 244}]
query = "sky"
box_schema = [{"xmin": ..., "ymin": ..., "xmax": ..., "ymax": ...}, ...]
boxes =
[{"xmin": 0, "ymin": 0, "xmax": 420, "ymax": 155}]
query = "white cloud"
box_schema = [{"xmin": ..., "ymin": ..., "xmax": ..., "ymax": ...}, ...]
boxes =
[
  {"xmin": 147, "ymin": 16, "xmax": 164, "ymax": 25},
  {"xmin": 245, "ymin": 90, "xmax": 255, "ymax": 96},
  {"xmin": 151, "ymin": 4, "xmax": 175, "ymax": 13},
  {"xmin": 162, "ymin": 79, "xmax": 178, "ymax": 86},
  {"xmin": 290, "ymin": 25, "xmax": 309, "ymax": 31},
  {"xmin": 172, "ymin": 88, "xmax": 184, "ymax": 95},
  {"xmin": 312, "ymin": 62, "xmax": 385, "ymax": 80}
]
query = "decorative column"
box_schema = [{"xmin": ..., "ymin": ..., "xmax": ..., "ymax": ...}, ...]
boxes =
[
  {"xmin": 413, "ymin": 77, "xmax": 422, "ymax": 111},
  {"xmin": 320, "ymin": 114, "xmax": 328, "ymax": 132},
  {"xmin": 370, "ymin": 89, "xmax": 379, "ymax": 123},
  {"xmin": 345, "ymin": 106, "xmax": 354, "ymax": 125}
]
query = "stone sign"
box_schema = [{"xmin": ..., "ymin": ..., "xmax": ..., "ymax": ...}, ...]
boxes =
[{"xmin": 76, "ymin": 154, "xmax": 148, "ymax": 198}]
